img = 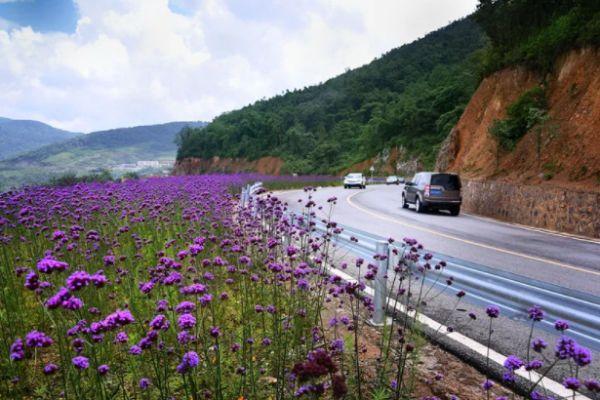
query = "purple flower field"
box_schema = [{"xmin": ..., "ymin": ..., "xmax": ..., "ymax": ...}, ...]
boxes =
[{"xmin": 0, "ymin": 175, "xmax": 598, "ymax": 399}]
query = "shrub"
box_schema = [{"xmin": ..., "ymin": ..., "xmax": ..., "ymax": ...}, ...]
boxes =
[{"xmin": 489, "ymin": 86, "xmax": 548, "ymax": 150}]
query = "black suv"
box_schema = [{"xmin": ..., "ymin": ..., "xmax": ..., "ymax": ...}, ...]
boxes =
[{"xmin": 402, "ymin": 172, "xmax": 462, "ymax": 215}]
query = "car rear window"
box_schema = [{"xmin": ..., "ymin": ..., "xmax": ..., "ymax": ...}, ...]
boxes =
[{"xmin": 431, "ymin": 174, "xmax": 461, "ymax": 190}]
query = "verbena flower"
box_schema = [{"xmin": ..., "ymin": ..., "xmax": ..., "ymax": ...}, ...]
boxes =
[
  {"xmin": 72, "ymin": 356, "xmax": 89, "ymax": 370},
  {"xmin": 177, "ymin": 351, "xmax": 199, "ymax": 374},
  {"xmin": 25, "ymin": 330, "xmax": 53, "ymax": 348},
  {"xmin": 527, "ymin": 305, "xmax": 544, "ymax": 321},
  {"xmin": 37, "ymin": 257, "xmax": 69, "ymax": 274},
  {"xmin": 485, "ymin": 305, "xmax": 500, "ymax": 318},
  {"xmin": 177, "ymin": 314, "xmax": 196, "ymax": 330}
]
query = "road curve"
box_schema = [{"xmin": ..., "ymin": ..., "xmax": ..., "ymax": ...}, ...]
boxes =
[{"xmin": 276, "ymin": 184, "xmax": 600, "ymax": 296}]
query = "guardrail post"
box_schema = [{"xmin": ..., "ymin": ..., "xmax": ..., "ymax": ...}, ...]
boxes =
[{"xmin": 370, "ymin": 240, "xmax": 389, "ymax": 326}]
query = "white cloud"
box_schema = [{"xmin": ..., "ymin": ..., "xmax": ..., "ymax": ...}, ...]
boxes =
[{"xmin": 0, "ymin": 0, "xmax": 477, "ymax": 132}]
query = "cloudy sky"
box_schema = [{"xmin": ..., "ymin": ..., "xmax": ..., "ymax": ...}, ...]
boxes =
[{"xmin": 0, "ymin": 0, "xmax": 477, "ymax": 132}]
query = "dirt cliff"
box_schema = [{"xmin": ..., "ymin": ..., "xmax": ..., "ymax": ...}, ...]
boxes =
[
  {"xmin": 437, "ymin": 47, "xmax": 600, "ymax": 191},
  {"xmin": 174, "ymin": 156, "xmax": 284, "ymax": 176}
]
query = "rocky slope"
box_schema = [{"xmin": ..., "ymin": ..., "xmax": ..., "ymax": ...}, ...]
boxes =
[{"xmin": 437, "ymin": 47, "xmax": 600, "ymax": 191}]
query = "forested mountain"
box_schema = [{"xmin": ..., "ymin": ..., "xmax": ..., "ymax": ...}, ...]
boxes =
[
  {"xmin": 473, "ymin": 0, "xmax": 600, "ymax": 74},
  {"xmin": 176, "ymin": 18, "xmax": 487, "ymax": 174},
  {"xmin": 0, "ymin": 117, "xmax": 80, "ymax": 160},
  {"xmin": 0, "ymin": 121, "xmax": 206, "ymax": 190}
]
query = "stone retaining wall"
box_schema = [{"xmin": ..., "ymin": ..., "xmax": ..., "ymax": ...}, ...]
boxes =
[{"xmin": 462, "ymin": 180, "xmax": 599, "ymax": 238}]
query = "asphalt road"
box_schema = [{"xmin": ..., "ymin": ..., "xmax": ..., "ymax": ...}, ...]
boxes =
[
  {"xmin": 275, "ymin": 184, "xmax": 600, "ymax": 385},
  {"xmin": 277, "ymin": 184, "xmax": 600, "ymax": 296}
]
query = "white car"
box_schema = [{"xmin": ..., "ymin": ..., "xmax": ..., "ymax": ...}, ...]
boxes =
[
  {"xmin": 343, "ymin": 173, "xmax": 366, "ymax": 189},
  {"xmin": 386, "ymin": 175, "xmax": 400, "ymax": 185}
]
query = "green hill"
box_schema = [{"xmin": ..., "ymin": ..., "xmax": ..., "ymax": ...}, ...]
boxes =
[
  {"xmin": 0, "ymin": 117, "xmax": 81, "ymax": 160},
  {"xmin": 0, "ymin": 121, "xmax": 206, "ymax": 190},
  {"xmin": 176, "ymin": 18, "xmax": 487, "ymax": 174}
]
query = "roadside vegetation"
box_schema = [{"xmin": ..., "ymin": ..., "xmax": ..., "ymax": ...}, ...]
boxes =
[
  {"xmin": 489, "ymin": 86, "xmax": 548, "ymax": 150},
  {"xmin": 0, "ymin": 175, "xmax": 597, "ymax": 399}
]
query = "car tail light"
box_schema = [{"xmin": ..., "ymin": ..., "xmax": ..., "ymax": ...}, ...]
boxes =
[{"xmin": 424, "ymin": 184, "xmax": 430, "ymax": 197}]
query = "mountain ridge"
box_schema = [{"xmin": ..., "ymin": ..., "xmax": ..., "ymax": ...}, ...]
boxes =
[
  {"xmin": 0, "ymin": 120, "xmax": 206, "ymax": 190},
  {"xmin": 0, "ymin": 117, "xmax": 81, "ymax": 160}
]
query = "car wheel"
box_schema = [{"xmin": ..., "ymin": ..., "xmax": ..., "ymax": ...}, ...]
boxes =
[
  {"xmin": 415, "ymin": 197, "xmax": 425, "ymax": 213},
  {"xmin": 450, "ymin": 205, "xmax": 460, "ymax": 216},
  {"xmin": 401, "ymin": 194, "xmax": 409, "ymax": 209}
]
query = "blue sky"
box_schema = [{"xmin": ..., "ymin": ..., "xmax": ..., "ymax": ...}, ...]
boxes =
[
  {"xmin": 0, "ymin": 0, "xmax": 78, "ymax": 32},
  {"xmin": 0, "ymin": 0, "xmax": 478, "ymax": 132}
]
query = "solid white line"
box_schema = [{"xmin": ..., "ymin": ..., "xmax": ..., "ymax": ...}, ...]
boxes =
[
  {"xmin": 346, "ymin": 190, "xmax": 600, "ymax": 277},
  {"xmin": 327, "ymin": 266, "xmax": 591, "ymax": 400},
  {"xmin": 463, "ymin": 212, "xmax": 600, "ymax": 244}
]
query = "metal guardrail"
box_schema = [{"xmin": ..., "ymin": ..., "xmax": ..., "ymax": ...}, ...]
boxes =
[
  {"xmin": 311, "ymin": 216, "xmax": 600, "ymax": 350},
  {"xmin": 244, "ymin": 183, "xmax": 600, "ymax": 350},
  {"xmin": 240, "ymin": 181, "xmax": 263, "ymax": 208}
]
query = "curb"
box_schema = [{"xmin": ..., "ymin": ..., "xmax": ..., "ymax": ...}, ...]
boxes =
[{"xmin": 327, "ymin": 266, "xmax": 591, "ymax": 400}]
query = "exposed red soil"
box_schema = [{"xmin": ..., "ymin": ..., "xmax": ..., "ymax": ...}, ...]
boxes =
[
  {"xmin": 442, "ymin": 47, "xmax": 600, "ymax": 192},
  {"xmin": 174, "ymin": 156, "xmax": 284, "ymax": 175}
]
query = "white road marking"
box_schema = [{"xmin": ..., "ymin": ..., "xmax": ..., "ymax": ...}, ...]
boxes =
[{"xmin": 346, "ymin": 190, "xmax": 600, "ymax": 277}]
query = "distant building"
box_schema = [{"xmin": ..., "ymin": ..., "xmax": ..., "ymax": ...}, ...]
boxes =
[{"xmin": 137, "ymin": 160, "xmax": 160, "ymax": 168}]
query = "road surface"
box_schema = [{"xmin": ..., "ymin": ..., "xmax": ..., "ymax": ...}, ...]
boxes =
[{"xmin": 277, "ymin": 184, "xmax": 600, "ymax": 296}]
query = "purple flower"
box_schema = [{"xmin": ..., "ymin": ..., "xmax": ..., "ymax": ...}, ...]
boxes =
[
  {"xmin": 555, "ymin": 336, "xmax": 576, "ymax": 360},
  {"xmin": 209, "ymin": 326, "xmax": 220, "ymax": 338},
  {"xmin": 90, "ymin": 272, "xmax": 108, "ymax": 288},
  {"xmin": 563, "ymin": 377, "xmax": 580, "ymax": 390},
  {"xmin": 61, "ymin": 296, "xmax": 84, "ymax": 310},
  {"xmin": 177, "ymin": 330, "xmax": 192, "ymax": 344},
  {"xmin": 24, "ymin": 271, "xmax": 39, "ymax": 290},
  {"xmin": 180, "ymin": 283, "xmax": 206, "ymax": 295},
  {"xmin": 45, "ymin": 286, "xmax": 71, "ymax": 309},
  {"xmin": 37, "ymin": 257, "xmax": 69, "ymax": 274},
  {"xmin": 532, "ymin": 338, "xmax": 547, "ymax": 352},
  {"xmin": 103, "ymin": 255, "xmax": 115, "ymax": 266},
  {"xmin": 97, "ymin": 364, "xmax": 110, "ymax": 375},
  {"xmin": 297, "ymin": 279, "xmax": 309, "ymax": 290},
  {"xmin": 554, "ymin": 320, "xmax": 569, "ymax": 331},
  {"xmin": 175, "ymin": 301, "xmax": 195, "ymax": 314},
  {"xmin": 177, "ymin": 351, "xmax": 199, "ymax": 373},
  {"xmin": 177, "ymin": 314, "xmax": 196, "ymax": 330},
  {"xmin": 149, "ymin": 314, "xmax": 170, "ymax": 331},
  {"xmin": 139, "ymin": 281, "xmax": 155, "ymax": 294},
  {"xmin": 485, "ymin": 305, "xmax": 500, "ymax": 318},
  {"xmin": 527, "ymin": 305, "xmax": 544, "ymax": 321},
  {"xmin": 482, "ymin": 380, "xmax": 494, "ymax": 390},
  {"xmin": 115, "ymin": 331, "xmax": 129, "ymax": 343},
  {"xmin": 584, "ymin": 379, "xmax": 600, "ymax": 392},
  {"xmin": 129, "ymin": 345, "xmax": 142, "ymax": 355},
  {"xmin": 572, "ymin": 345, "xmax": 592, "ymax": 367},
  {"xmin": 199, "ymin": 293, "xmax": 212, "ymax": 306},
  {"xmin": 25, "ymin": 330, "xmax": 53, "ymax": 348},
  {"xmin": 66, "ymin": 271, "xmax": 91, "ymax": 291},
  {"xmin": 330, "ymin": 338, "xmax": 344, "ymax": 353},
  {"xmin": 503, "ymin": 355, "xmax": 523, "ymax": 371},
  {"xmin": 10, "ymin": 338, "xmax": 25, "ymax": 361},
  {"xmin": 525, "ymin": 359, "xmax": 543, "ymax": 370},
  {"xmin": 139, "ymin": 378, "xmax": 151, "ymax": 389},
  {"xmin": 72, "ymin": 356, "xmax": 89, "ymax": 370},
  {"xmin": 43, "ymin": 363, "xmax": 59, "ymax": 375}
]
